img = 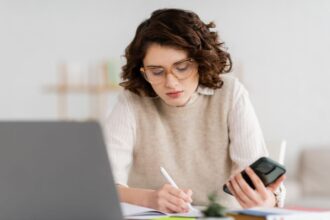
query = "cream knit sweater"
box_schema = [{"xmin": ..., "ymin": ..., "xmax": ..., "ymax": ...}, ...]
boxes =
[{"xmin": 105, "ymin": 75, "xmax": 284, "ymax": 209}]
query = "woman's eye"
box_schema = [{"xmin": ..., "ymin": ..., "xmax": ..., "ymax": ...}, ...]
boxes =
[
  {"xmin": 175, "ymin": 64, "xmax": 189, "ymax": 72},
  {"xmin": 150, "ymin": 69, "xmax": 164, "ymax": 76}
]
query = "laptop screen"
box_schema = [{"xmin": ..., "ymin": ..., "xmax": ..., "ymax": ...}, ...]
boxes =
[{"xmin": 0, "ymin": 121, "xmax": 123, "ymax": 220}]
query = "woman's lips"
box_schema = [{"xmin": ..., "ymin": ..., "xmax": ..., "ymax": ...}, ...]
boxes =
[{"xmin": 166, "ymin": 91, "xmax": 183, "ymax": 98}]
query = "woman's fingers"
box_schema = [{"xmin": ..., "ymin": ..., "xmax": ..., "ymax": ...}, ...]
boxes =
[
  {"xmin": 158, "ymin": 197, "xmax": 187, "ymax": 213},
  {"xmin": 234, "ymin": 172, "xmax": 262, "ymax": 204},
  {"xmin": 167, "ymin": 185, "xmax": 192, "ymax": 203},
  {"xmin": 182, "ymin": 189, "xmax": 193, "ymax": 203},
  {"xmin": 230, "ymin": 177, "xmax": 253, "ymax": 207},
  {"xmin": 165, "ymin": 191, "xmax": 189, "ymax": 210},
  {"xmin": 227, "ymin": 179, "xmax": 249, "ymax": 208},
  {"xmin": 267, "ymin": 175, "xmax": 286, "ymax": 192},
  {"xmin": 228, "ymin": 166, "xmax": 284, "ymax": 208},
  {"xmin": 155, "ymin": 184, "xmax": 192, "ymax": 213},
  {"xmin": 245, "ymin": 167, "xmax": 268, "ymax": 199},
  {"xmin": 227, "ymin": 171, "xmax": 263, "ymax": 208}
]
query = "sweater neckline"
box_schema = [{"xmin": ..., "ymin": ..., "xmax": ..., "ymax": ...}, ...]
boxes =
[{"xmin": 157, "ymin": 92, "xmax": 204, "ymax": 114}]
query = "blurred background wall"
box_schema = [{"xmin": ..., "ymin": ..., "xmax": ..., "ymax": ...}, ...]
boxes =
[{"xmin": 1, "ymin": 0, "xmax": 330, "ymax": 200}]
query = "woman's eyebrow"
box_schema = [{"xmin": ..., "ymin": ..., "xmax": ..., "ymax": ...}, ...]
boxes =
[
  {"xmin": 173, "ymin": 58, "xmax": 190, "ymax": 65},
  {"xmin": 145, "ymin": 64, "xmax": 163, "ymax": 68},
  {"xmin": 145, "ymin": 58, "xmax": 189, "ymax": 68}
]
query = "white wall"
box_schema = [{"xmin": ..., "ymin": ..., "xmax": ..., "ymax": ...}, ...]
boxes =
[{"xmin": 1, "ymin": 0, "xmax": 330, "ymax": 176}]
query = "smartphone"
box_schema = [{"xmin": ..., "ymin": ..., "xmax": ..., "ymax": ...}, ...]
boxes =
[{"xmin": 223, "ymin": 157, "xmax": 286, "ymax": 195}]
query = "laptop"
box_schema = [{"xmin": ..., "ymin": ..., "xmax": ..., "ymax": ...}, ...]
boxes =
[{"xmin": 0, "ymin": 121, "xmax": 123, "ymax": 220}]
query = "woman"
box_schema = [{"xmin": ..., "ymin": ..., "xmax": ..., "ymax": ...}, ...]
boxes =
[{"xmin": 105, "ymin": 8, "xmax": 285, "ymax": 213}]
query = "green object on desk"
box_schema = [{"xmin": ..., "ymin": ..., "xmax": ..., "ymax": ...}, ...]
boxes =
[
  {"xmin": 202, "ymin": 192, "xmax": 226, "ymax": 217},
  {"xmin": 152, "ymin": 217, "xmax": 196, "ymax": 220}
]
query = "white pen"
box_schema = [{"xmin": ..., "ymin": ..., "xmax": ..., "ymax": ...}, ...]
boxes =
[{"xmin": 160, "ymin": 166, "xmax": 195, "ymax": 211}]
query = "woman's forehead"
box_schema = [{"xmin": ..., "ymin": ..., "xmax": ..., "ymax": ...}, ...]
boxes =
[{"xmin": 143, "ymin": 43, "xmax": 188, "ymax": 66}]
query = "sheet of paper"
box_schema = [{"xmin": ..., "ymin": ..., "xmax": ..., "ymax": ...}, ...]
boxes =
[
  {"xmin": 121, "ymin": 203, "xmax": 164, "ymax": 216},
  {"xmin": 121, "ymin": 202, "xmax": 202, "ymax": 219}
]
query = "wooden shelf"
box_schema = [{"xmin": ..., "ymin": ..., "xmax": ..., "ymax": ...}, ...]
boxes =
[
  {"xmin": 44, "ymin": 84, "xmax": 121, "ymax": 120},
  {"xmin": 44, "ymin": 84, "xmax": 121, "ymax": 93},
  {"xmin": 45, "ymin": 61, "xmax": 121, "ymax": 120}
]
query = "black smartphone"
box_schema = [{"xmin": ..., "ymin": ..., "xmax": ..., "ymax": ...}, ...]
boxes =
[{"xmin": 223, "ymin": 157, "xmax": 286, "ymax": 195}]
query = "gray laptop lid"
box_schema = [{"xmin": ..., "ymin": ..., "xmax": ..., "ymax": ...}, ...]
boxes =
[{"xmin": 0, "ymin": 121, "xmax": 123, "ymax": 220}]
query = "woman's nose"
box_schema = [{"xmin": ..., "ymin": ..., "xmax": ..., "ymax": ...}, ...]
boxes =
[{"xmin": 164, "ymin": 72, "xmax": 179, "ymax": 88}]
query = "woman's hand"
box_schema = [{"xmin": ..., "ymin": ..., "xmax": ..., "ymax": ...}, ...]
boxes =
[
  {"xmin": 227, "ymin": 167, "xmax": 285, "ymax": 208},
  {"xmin": 150, "ymin": 184, "xmax": 193, "ymax": 213}
]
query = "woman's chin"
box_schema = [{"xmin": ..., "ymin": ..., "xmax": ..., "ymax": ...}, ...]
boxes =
[{"xmin": 163, "ymin": 97, "xmax": 189, "ymax": 107}]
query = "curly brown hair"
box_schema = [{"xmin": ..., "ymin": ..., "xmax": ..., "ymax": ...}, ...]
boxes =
[{"xmin": 120, "ymin": 8, "xmax": 232, "ymax": 97}]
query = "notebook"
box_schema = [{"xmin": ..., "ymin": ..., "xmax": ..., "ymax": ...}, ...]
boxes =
[{"xmin": 121, "ymin": 202, "xmax": 202, "ymax": 219}]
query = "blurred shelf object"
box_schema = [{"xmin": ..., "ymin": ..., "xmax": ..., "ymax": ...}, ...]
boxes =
[
  {"xmin": 44, "ymin": 84, "xmax": 120, "ymax": 93},
  {"xmin": 44, "ymin": 60, "xmax": 121, "ymax": 120}
]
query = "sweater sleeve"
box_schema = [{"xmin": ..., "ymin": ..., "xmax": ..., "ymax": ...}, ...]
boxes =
[
  {"xmin": 228, "ymin": 80, "xmax": 286, "ymax": 207},
  {"xmin": 104, "ymin": 92, "xmax": 135, "ymax": 186},
  {"xmin": 228, "ymin": 80, "xmax": 268, "ymax": 171}
]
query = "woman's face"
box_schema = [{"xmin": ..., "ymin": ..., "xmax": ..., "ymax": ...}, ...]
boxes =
[{"xmin": 142, "ymin": 44, "xmax": 199, "ymax": 107}]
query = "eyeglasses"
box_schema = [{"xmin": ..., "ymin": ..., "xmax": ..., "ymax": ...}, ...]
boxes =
[{"xmin": 140, "ymin": 58, "xmax": 198, "ymax": 85}]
